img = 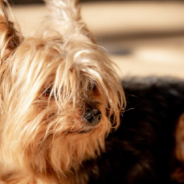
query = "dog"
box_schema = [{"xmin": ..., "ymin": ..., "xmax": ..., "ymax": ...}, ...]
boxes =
[
  {"xmin": 1, "ymin": 0, "xmax": 184, "ymax": 184},
  {"xmin": 0, "ymin": 0, "xmax": 125, "ymax": 183}
]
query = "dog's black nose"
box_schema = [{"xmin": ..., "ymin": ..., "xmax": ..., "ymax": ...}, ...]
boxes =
[{"xmin": 83, "ymin": 108, "xmax": 102, "ymax": 126}]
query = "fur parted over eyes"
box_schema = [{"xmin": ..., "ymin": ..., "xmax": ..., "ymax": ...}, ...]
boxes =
[{"xmin": 42, "ymin": 79, "xmax": 97, "ymax": 99}]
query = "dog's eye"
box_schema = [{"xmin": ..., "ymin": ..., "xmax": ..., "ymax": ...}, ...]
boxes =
[
  {"xmin": 89, "ymin": 83, "xmax": 96, "ymax": 92},
  {"xmin": 43, "ymin": 87, "xmax": 53, "ymax": 97}
]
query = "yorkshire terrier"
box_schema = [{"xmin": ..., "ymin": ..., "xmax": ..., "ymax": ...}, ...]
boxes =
[
  {"xmin": 0, "ymin": 0, "xmax": 124, "ymax": 183},
  {"xmin": 0, "ymin": 0, "xmax": 184, "ymax": 184}
]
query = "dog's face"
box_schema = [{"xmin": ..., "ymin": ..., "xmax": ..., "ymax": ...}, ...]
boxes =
[{"xmin": 0, "ymin": 0, "xmax": 125, "ymax": 177}]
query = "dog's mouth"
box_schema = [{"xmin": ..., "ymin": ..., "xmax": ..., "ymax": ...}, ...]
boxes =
[
  {"xmin": 80, "ymin": 124, "xmax": 101, "ymax": 134},
  {"xmin": 67, "ymin": 124, "xmax": 99, "ymax": 134}
]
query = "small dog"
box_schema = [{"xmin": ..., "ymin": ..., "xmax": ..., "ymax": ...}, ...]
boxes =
[
  {"xmin": 1, "ymin": 1, "xmax": 184, "ymax": 184},
  {"xmin": 0, "ymin": 0, "xmax": 124, "ymax": 183}
]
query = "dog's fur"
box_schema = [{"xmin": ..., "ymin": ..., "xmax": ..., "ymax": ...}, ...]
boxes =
[
  {"xmin": 0, "ymin": 0, "xmax": 124, "ymax": 183},
  {"xmin": 0, "ymin": 0, "xmax": 184, "ymax": 184}
]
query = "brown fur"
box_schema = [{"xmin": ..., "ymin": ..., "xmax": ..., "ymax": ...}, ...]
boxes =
[
  {"xmin": 0, "ymin": 0, "xmax": 125, "ymax": 183},
  {"xmin": 171, "ymin": 113, "xmax": 184, "ymax": 183}
]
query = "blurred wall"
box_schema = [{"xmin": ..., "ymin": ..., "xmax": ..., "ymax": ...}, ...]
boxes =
[{"xmin": 10, "ymin": 0, "xmax": 184, "ymax": 79}]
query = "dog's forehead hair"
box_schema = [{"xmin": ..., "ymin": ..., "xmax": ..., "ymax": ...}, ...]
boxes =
[{"xmin": 2, "ymin": 31, "xmax": 120, "ymax": 110}]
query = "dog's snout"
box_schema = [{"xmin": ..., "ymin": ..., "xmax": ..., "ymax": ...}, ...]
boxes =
[{"xmin": 83, "ymin": 108, "xmax": 102, "ymax": 126}]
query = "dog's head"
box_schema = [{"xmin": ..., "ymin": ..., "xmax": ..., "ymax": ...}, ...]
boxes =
[{"xmin": 0, "ymin": 0, "xmax": 125, "ymax": 176}]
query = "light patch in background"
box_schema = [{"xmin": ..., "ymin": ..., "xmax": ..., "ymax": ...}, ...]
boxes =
[{"xmin": 11, "ymin": 2, "xmax": 184, "ymax": 79}]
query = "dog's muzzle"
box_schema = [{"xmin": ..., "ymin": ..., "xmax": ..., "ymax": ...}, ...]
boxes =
[{"xmin": 83, "ymin": 108, "xmax": 102, "ymax": 126}]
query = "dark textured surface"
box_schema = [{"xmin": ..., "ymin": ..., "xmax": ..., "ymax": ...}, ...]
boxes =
[{"xmin": 82, "ymin": 76, "xmax": 184, "ymax": 184}]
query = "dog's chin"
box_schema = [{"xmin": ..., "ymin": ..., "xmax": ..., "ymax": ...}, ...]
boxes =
[{"xmin": 80, "ymin": 124, "xmax": 101, "ymax": 134}]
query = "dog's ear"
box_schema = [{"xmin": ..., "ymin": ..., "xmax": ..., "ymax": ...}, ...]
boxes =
[
  {"xmin": 45, "ymin": 0, "xmax": 96, "ymax": 43},
  {"xmin": 0, "ymin": 0, "xmax": 22, "ymax": 62}
]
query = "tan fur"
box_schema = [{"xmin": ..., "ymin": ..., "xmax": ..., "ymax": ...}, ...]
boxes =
[
  {"xmin": 0, "ymin": 0, "xmax": 125, "ymax": 183},
  {"xmin": 170, "ymin": 113, "xmax": 184, "ymax": 182},
  {"xmin": 175, "ymin": 113, "xmax": 184, "ymax": 162}
]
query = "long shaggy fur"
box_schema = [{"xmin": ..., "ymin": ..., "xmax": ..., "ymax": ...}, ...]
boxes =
[
  {"xmin": 0, "ymin": 0, "xmax": 124, "ymax": 183},
  {"xmin": 1, "ymin": 0, "xmax": 184, "ymax": 184}
]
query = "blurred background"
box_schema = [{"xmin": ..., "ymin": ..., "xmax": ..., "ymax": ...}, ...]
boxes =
[{"xmin": 9, "ymin": 0, "xmax": 184, "ymax": 79}]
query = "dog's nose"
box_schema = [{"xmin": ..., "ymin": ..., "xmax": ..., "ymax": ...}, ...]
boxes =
[{"xmin": 83, "ymin": 108, "xmax": 102, "ymax": 126}]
